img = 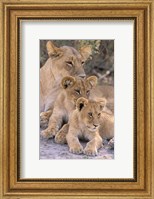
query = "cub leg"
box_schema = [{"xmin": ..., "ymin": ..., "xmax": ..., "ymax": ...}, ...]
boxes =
[
  {"xmin": 84, "ymin": 135, "xmax": 103, "ymax": 156},
  {"xmin": 55, "ymin": 124, "xmax": 69, "ymax": 144},
  {"xmin": 66, "ymin": 132, "xmax": 83, "ymax": 154},
  {"xmin": 41, "ymin": 111, "xmax": 64, "ymax": 139},
  {"xmin": 40, "ymin": 109, "xmax": 53, "ymax": 129}
]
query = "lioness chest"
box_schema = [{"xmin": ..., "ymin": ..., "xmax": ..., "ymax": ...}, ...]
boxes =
[{"xmin": 40, "ymin": 59, "xmax": 61, "ymax": 112}]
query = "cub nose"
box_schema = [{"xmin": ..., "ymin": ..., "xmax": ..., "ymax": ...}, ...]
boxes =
[{"xmin": 93, "ymin": 124, "xmax": 98, "ymax": 128}]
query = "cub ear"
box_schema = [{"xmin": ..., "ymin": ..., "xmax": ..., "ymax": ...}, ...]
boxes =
[
  {"xmin": 80, "ymin": 45, "xmax": 92, "ymax": 61},
  {"xmin": 46, "ymin": 41, "xmax": 63, "ymax": 58},
  {"xmin": 61, "ymin": 76, "xmax": 76, "ymax": 89},
  {"xmin": 97, "ymin": 98, "xmax": 106, "ymax": 111},
  {"xmin": 86, "ymin": 76, "xmax": 98, "ymax": 89},
  {"xmin": 76, "ymin": 97, "xmax": 88, "ymax": 111}
]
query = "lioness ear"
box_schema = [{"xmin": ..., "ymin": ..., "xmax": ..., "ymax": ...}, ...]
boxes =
[
  {"xmin": 46, "ymin": 41, "xmax": 63, "ymax": 58},
  {"xmin": 86, "ymin": 76, "xmax": 98, "ymax": 89},
  {"xmin": 61, "ymin": 76, "xmax": 76, "ymax": 89},
  {"xmin": 97, "ymin": 98, "xmax": 106, "ymax": 111},
  {"xmin": 76, "ymin": 97, "xmax": 88, "ymax": 111},
  {"xmin": 80, "ymin": 45, "xmax": 92, "ymax": 61}
]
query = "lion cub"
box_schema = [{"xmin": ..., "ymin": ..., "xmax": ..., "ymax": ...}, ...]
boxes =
[
  {"xmin": 41, "ymin": 76, "xmax": 97, "ymax": 139},
  {"xmin": 66, "ymin": 97, "xmax": 106, "ymax": 156}
]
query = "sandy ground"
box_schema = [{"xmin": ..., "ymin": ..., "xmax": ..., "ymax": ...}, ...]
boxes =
[{"xmin": 40, "ymin": 137, "xmax": 114, "ymax": 160}]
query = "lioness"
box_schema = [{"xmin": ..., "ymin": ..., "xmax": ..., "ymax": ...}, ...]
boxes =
[
  {"xmin": 40, "ymin": 41, "xmax": 92, "ymax": 127},
  {"xmin": 41, "ymin": 75, "xmax": 98, "ymax": 139},
  {"xmin": 66, "ymin": 97, "xmax": 106, "ymax": 156}
]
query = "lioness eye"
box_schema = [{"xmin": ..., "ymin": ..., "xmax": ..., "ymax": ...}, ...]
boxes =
[
  {"xmin": 66, "ymin": 61, "xmax": 73, "ymax": 67},
  {"xmin": 75, "ymin": 89, "xmax": 80, "ymax": 95},
  {"xmin": 88, "ymin": 112, "xmax": 92, "ymax": 117}
]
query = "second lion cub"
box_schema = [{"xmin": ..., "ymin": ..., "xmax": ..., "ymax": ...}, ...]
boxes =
[{"xmin": 66, "ymin": 97, "xmax": 106, "ymax": 156}]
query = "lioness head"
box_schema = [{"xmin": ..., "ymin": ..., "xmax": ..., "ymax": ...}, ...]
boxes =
[
  {"xmin": 76, "ymin": 97, "xmax": 106, "ymax": 132},
  {"xmin": 46, "ymin": 41, "xmax": 92, "ymax": 78},
  {"xmin": 61, "ymin": 76, "xmax": 97, "ymax": 104}
]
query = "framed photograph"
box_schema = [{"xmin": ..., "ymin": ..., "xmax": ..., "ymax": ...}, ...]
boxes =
[{"xmin": 0, "ymin": 0, "xmax": 154, "ymax": 198}]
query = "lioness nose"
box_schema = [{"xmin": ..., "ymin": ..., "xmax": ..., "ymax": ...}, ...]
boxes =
[
  {"xmin": 79, "ymin": 74, "xmax": 86, "ymax": 78},
  {"xmin": 93, "ymin": 124, "xmax": 98, "ymax": 128}
]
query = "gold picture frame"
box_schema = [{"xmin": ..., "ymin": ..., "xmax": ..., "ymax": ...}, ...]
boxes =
[{"xmin": 0, "ymin": 0, "xmax": 154, "ymax": 198}]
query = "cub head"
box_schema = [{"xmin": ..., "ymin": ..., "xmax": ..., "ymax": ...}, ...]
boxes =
[
  {"xmin": 46, "ymin": 41, "xmax": 92, "ymax": 78},
  {"xmin": 61, "ymin": 75, "xmax": 97, "ymax": 104},
  {"xmin": 76, "ymin": 97, "xmax": 106, "ymax": 132}
]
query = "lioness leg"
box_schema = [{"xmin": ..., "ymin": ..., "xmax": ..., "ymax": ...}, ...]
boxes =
[
  {"xmin": 84, "ymin": 136, "xmax": 103, "ymax": 156},
  {"xmin": 41, "ymin": 111, "xmax": 64, "ymax": 139},
  {"xmin": 55, "ymin": 124, "xmax": 69, "ymax": 144},
  {"xmin": 40, "ymin": 110, "xmax": 53, "ymax": 129},
  {"xmin": 66, "ymin": 133, "xmax": 83, "ymax": 154}
]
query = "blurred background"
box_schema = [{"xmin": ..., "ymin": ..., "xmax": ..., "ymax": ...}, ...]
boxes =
[{"xmin": 40, "ymin": 40, "xmax": 114, "ymax": 85}]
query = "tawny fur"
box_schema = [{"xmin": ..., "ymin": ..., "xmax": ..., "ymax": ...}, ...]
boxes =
[
  {"xmin": 90, "ymin": 84, "xmax": 114, "ymax": 113},
  {"xmin": 99, "ymin": 111, "xmax": 114, "ymax": 139}
]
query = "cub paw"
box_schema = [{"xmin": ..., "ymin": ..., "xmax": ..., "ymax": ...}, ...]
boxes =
[
  {"xmin": 40, "ymin": 128, "xmax": 56, "ymax": 139},
  {"xmin": 84, "ymin": 146, "xmax": 98, "ymax": 156},
  {"xmin": 69, "ymin": 145, "xmax": 83, "ymax": 154},
  {"xmin": 40, "ymin": 112, "xmax": 49, "ymax": 129},
  {"xmin": 55, "ymin": 132, "xmax": 67, "ymax": 144}
]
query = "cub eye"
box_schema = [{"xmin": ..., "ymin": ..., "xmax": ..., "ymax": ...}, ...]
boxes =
[
  {"xmin": 88, "ymin": 112, "xmax": 93, "ymax": 117},
  {"xmin": 66, "ymin": 61, "xmax": 73, "ymax": 67},
  {"xmin": 75, "ymin": 89, "xmax": 80, "ymax": 95},
  {"xmin": 98, "ymin": 113, "xmax": 101, "ymax": 117},
  {"xmin": 86, "ymin": 90, "xmax": 90, "ymax": 95}
]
